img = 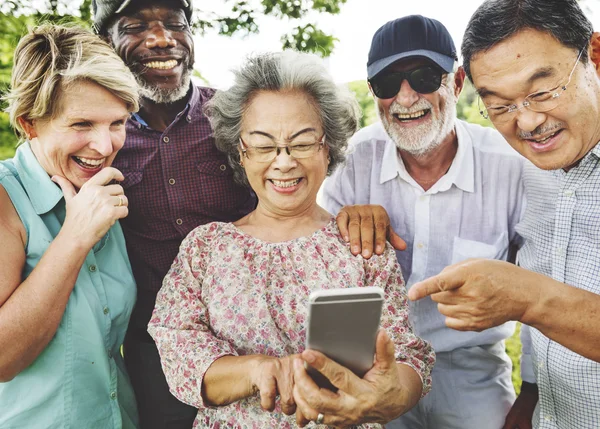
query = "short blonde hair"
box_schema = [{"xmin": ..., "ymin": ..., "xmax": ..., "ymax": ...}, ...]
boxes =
[{"xmin": 4, "ymin": 24, "xmax": 139, "ymax": 141}]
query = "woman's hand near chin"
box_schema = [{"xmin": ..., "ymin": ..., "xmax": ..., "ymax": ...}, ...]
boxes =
[
  {"xmin": 52, "ymin": 167, "xmax": 128, "ymax": 249},
  {"xmin": 249, "ymin": 354, "xmax": 299, "ymax": 416}
]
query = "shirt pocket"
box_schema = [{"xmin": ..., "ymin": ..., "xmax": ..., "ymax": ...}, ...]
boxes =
[
  {"xmin": 197, "ymin": 159, "xmax": 233, "ymax": 177},
  {"xmin": 451, "ymin": 232, "xmax": 508, "ymax": 265},
  {"xmin": 120, "ymin": 169, "xmax": 143, "ymax": 190}
]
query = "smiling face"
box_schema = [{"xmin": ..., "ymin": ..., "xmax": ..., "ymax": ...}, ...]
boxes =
[
  {"xmin": 24, "ymin": 80, "xmax": 130, "ymax": 189},
  {"xmin": 471, "ymin": 29, "xmax": 600, "ymax": 171},
  {"xmin": 374, "ymin": 58, "xmax": 461, "ymax": 156},
  {"xmin": 107, "ymin": 1, "xmax": 194, "ymax": 104},
  {"xmin": 240, "ymin": 90, "xmax": 329, "ymax": 218}
]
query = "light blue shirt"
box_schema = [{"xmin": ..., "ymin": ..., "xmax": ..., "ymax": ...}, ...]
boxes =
[
  {"xmin": 517, "ymin": 144, "xmax": 600, "ymax": 429},
  {"xmin": 321, "ymin": 120, "xmax": 526, "ymax": 352},
  {"xmin": 0, "ymin": 143, "xmax": 138, "ymax": 429}
]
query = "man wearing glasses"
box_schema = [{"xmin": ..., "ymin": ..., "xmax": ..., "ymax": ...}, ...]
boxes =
[
  {"xmin": 410, "ymin": 1, "xmax": 600, "ymax": 428},
  {"xmin": 322, "ymin": 15, "xmax": 526, "ymax": 429}
]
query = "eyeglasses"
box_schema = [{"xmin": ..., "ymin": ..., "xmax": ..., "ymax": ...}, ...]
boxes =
[
  {"xmin": 368, "ymin": 65, "xmax": 445, "ymax": 99},
  {"xmin": 239, "ymin": 135, "xmax": 326, "ymax": 163},
  {"xmin": 479, "ymin": 49, "xmax": 584, "ymax": 124}
]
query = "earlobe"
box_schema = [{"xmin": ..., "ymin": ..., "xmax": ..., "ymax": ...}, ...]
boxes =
[
  {"xmin": 454, "ymin": 66, "xmax": 466, "ymax": 98},
  {"xmin": 590, "ymin": 32, "xmax": 600, "ymax": 74},
  {"xmin": 17, "ymin": 117, "xmax": 36, "ymax": 140}
]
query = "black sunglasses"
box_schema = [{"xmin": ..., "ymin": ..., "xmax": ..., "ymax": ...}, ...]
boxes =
[{"xmin": 368, "ymin": 66, "xmax": 444, "ymax": 99}]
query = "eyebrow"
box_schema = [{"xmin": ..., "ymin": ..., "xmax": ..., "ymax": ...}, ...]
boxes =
[
  {"xmin": 477, "ymin": 66, "xmax": 558, "ymax": 100},
  {"xmin": 248, "ymin": 128, "xmax": 318, "ymax": 141}
]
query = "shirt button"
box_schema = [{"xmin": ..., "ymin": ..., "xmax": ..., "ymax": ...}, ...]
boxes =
[
  {"xmin": 176, "ymin": 218, "xmax": 183, "ymax": 225},
  {"xmin": 544, "ymin": 414, "xmax": 553, "ymax": 421},
  {"xmin": 89, "ymin": 265, "xmax": 97, "ymax": 272},
  {"xmin": 538, "ymin": 360, "xmax": 545, "ymax": 369},
  {"xmin": 163, "ymin": 136, "xmax": 170, "ymax": 143},
  {"xmin": 564, "ymin": 189, "xmax": 574, "ymax": 197},
  {"xmin": 186, "ymin": 115, "xmax": 192, "ymax": 122},
  {"xmin": 416, "ymin": 243, "xmax": 425, "ymax": 249},
  {"xmin": 220, "ymin": 164, "xmax": 227, "ymax": 171},
  {"xmin": 168, "ymin": 178, "xmax": 176, "ymax": 185},
  {"xmin": 103, "ymin": 307, "xmax": 109, "ymax": 315},
  {"xmin": 110, "ymin": 391, "xmax": 117, "ymax": 400}
]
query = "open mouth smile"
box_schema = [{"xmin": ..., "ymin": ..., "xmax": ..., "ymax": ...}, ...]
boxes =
[
  {"xmin": 72, "ymin": 156, "xmax": 104, "ymax": 169},
  {"xmin": 393, "ymin": 109, "xmax": 430, "ymax": 122},
  {"xmin": 268, "ymin": 178, "xmax": 302, "ymax": 188}
]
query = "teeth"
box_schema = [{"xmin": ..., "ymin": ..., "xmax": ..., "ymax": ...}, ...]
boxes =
[
  {"xmin": 74, "ymin": 156, "xmax": 104, "ymax": 168},
  {"xmin": 144, "ymin": 60, "xmax": 178, "ymax": 70},
  {"xmin": 395, "ymin": 110, "xmax": 428, "ymax": 120},
  {"xmin": 271, "ymin": 179, "xmax": 300, "ymax": 188},
  {"xmin": 532, "ymin": 132, "xmax": 558, "ymax": 144}
]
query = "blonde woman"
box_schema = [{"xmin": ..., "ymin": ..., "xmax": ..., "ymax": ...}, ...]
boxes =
[{"xmin": 0, "ymin": 25, "xmax": 139, "ymax": 428}]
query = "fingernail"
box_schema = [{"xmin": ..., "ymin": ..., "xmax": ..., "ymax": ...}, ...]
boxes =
[
  {"xmin": 376, "ymin": 245, "xmax": 383, "ymax": 253},
  {"xmin": 352, "ymin": 245, "xmax": 359, "ymax": 254},
  {"xmin": 362, "ymin": 249, "xmax": 370, "ymax": 257},
  {"xmin": 343, "ymin": 235, "xmax": 349, "ymax": 242}
]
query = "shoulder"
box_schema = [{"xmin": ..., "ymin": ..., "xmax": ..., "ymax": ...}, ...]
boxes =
[
  {"xmin": 345, "ymin": 122, "xmax": 391, "ymax": 162},
  {"xmin": 181, "ymin": 221, "xmax": 230, "ymax": 250},
  {"xmin": 196, "ymin": 85, "xmax": 217, "ymax": 102},
  {"xmin": 0, "ymin": 177, "xmax": 27, "ymax": 247}
]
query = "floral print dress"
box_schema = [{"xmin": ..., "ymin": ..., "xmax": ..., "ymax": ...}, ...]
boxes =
[{"xmin": 148, "ymin": 219, "xmax": 435, "ymax": 429}]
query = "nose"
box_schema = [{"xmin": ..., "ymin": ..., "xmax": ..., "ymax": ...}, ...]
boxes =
[
  {"xmin": 394, "ymin": 79, "xmax": 419, "ymax": 108},
  {"xmin": 88, "ymin": 128, "xmax": 114, "ymax": 157},
  {"xmin": 515, "ymin": 108, "xmax": 547, "ymax": 135},
  {"xmin": 146, "ymin": 24, "xmax": 177, "ymax": 49},
  {"xmin": 272, "ymin": 147, "xmax": 297, "ymax": 172}
]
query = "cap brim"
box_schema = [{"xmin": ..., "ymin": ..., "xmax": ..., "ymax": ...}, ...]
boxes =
[{"xmin": 367, "ymin": 50, "xmax": 455, "ymax": 79}]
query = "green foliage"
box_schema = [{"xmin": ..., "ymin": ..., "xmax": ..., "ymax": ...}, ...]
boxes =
[
  {"xmin": 457, "ymin": 78, "xmax": 495, "ymax": 128},
  {"xmin": 347, "ymin": 80, "xmax": 377, "ymax": 128},
  {"xmin": 281, "ymin": 24, "xmax": 337, "ymax": 57}
]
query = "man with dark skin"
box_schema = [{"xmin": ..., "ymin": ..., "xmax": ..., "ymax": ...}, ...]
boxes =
[{"xmin": 92, "ymin": 1, "xmax": 404, "ymax": 427}]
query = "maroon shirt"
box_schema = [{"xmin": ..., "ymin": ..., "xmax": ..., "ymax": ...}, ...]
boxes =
[{"xmin": 114, "ymin": 85, "xmax": 256, "ymax": 335}]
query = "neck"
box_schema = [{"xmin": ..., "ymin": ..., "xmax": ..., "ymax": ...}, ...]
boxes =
[
  {"xmin": 235, "ymin": 201, "xmax": 331, "ymax": 242},
  {"xmin": 138, "ymin": 91, "xmax": 190, "ymax": 132},
  {"xmin": 399, "ymin": 129, "xmax": 458, "ymax": 191}
]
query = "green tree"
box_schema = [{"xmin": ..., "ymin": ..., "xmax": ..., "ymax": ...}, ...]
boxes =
[{"xmin": 347, "ymin": 80, "xmax": 377, "ymax": 128}]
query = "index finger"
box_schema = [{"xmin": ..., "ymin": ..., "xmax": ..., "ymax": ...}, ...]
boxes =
[
  {"xmin": 82, "ymin": 167, "xmax": 125, "ymax": 188},
  {"xmin": 408, "ymin": 270, "xmax": 465, "ymax": 301}
]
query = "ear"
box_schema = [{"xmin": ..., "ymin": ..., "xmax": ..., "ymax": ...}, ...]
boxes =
[
  {"xmin": 17, "ymin": 116, "xmax": 37, "ymax": 140},
  {"xmin": 453, "ymin": 66, "xmax": 466, "ymax": 98},
  {"xmin": 589, "ymin": 32, "xmax": 600, "ymax": 74},
  {"xmin": 367, "ymin": 80, "xmax": 375, "ymax": 97}
]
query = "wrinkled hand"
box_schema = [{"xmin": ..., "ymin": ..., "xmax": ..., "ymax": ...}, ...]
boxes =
[
  {"xmin": 502, "ymin": 383, "xmax": 538, "ymax": 429},
  {"xmin": 52, "ymin": 167, "xmax": 128, "ymax": 249},
  {"xmin": 408, "ymin": 259, "xmax": 540, "ymax": 331},
  {"xmin": 249, "ymin": 355, "xmax": 299, "ymax": 415},
  {"xmin": 336, "ymin": 204, "xmax": 406, "ymax": 258},
  {"xmin": 293, "ymin": 330, "xmax": 406, "ymax": 428}
]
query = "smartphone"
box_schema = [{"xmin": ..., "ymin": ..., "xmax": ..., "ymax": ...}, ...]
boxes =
[{"xmin": 305, "ymin": 286, "xmax": 384, "ymax": 389}]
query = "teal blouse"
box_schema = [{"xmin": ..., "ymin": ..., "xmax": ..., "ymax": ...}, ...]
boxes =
[{"xmin": 0, "ymin": 143, "xmax": 138, "ymax": 429}]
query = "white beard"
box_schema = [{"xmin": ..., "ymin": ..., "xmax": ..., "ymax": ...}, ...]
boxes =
[
  {"xmin": 379, "ymin": 82, "xmax": 457, "ymax": 157},
  {"xmin": 137, "ymin": 67, "xmax": 192, "ymax": 105}
]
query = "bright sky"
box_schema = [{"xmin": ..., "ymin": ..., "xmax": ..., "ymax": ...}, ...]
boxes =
[{"xmin": 194, "ymin": 0, "xmax": 600, "ymax": 89}]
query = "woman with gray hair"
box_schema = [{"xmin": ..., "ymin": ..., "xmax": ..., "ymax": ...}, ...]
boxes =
[
  {"xmin": 0, "ymin": 24, "xmax": 139, "ymax": 428},
  {"xmin": 149, "ymin": 51, "xmax": 434, "ymax": 428}
]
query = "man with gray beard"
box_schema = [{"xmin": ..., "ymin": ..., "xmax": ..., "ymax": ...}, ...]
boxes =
[{"xmin": 322, "ymin": 15, "xmax": 527, "ymax": 429}]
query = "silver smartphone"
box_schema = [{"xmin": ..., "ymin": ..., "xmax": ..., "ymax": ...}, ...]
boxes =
[{"xmin": 305, "ymin": 286, "xmax": 384, "ymax": 388}]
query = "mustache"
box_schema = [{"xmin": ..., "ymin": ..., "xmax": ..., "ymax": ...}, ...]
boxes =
[
  {"xmin": 518, "ymin": 122, "xmax": 565, "ymax": 139},
  {"xmin": 389, "ymin": 98, "xmax": 433, "ymax": 115}
]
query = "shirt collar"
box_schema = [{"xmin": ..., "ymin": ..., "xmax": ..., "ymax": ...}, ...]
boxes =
[
  {"xmin": 379, "ymin": 120, "xmax": 475, "ymax": 193},
  {"xmin": 13, "ymin": 142, "xmax": 63, "ymax": 215},
  {"xmin": 129, "ymin": 83, "xmax": 198, "ymax": 129}
]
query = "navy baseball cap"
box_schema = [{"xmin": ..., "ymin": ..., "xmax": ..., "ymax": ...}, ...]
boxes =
[{"xmin": 367, "ymin": 15, "xmax": 457, "ymax": 79}]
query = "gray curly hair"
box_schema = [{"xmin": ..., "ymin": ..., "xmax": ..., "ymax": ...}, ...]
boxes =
[{"xmin": 204, "ymin": 51, "xmax": 361, "ymax": 186}]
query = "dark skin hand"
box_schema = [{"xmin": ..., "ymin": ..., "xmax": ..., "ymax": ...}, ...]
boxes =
[
  {"xmin": 336, "ymin": 205, "xmax": 406, "ymax": 258},
  {"xmin": 502, "ymin": 382, "xmax": 538, "ymax": 429}
]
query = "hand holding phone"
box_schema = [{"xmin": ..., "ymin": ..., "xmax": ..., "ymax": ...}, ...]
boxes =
[{"xmin": 305, "ymin": 286, "xmax": 384, "ymax": 388}]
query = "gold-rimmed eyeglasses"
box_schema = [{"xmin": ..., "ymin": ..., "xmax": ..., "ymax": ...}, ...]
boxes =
[
  {"xmin": 239, "ymin": 135, "xmax": 326, "ymax": 163},
  {"xmin": 478, "ymin": 48, "xmax": 584, "ymax": 124}
]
